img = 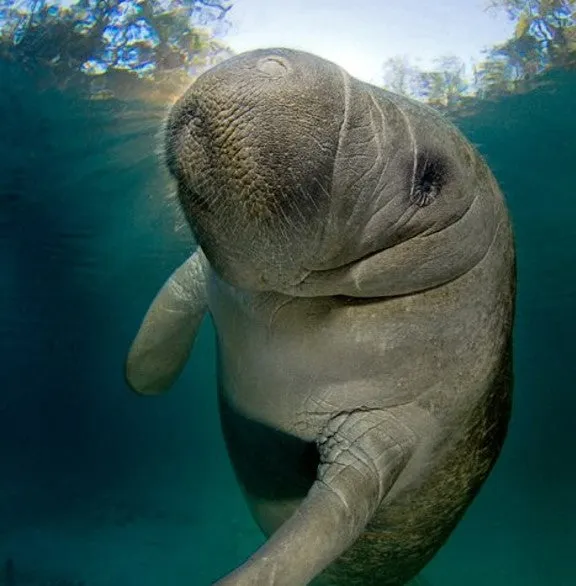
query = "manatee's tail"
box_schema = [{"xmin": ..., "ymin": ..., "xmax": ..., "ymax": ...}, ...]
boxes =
[{"xmin": 124, "ymin": 248, "xmax": 208, "ymax": 395}]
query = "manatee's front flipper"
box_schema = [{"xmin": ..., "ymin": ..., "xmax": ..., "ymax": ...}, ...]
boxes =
[
  {"xmin": 214, "ymin": 409, "xmax": 417, "ymax": 586},
  {"xmin": 125, "ymin": 248, "xmax": 208, "ymax": 395}
]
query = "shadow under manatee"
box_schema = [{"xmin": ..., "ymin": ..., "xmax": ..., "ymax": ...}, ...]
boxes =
[{"xmin": 219, "ymin": 397, "xmax": 320, "ymax": 501}]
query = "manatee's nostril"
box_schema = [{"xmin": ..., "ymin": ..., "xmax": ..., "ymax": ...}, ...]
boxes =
[{"xmin": 256, "ymin": 56, "xmax": 290, "ymax": 77}]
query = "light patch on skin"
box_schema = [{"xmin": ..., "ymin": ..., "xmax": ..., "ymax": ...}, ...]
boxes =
[
  {"xmin": 338, "ymin": 66, "xmax": 352, "ymax": 147},
  {"xmin": 366, "ymin": 93, "xmax": 389, "ymax": 196}
]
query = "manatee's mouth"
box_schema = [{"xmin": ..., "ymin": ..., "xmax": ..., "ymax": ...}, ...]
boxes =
[{"xmin": 277, "ymin": 249, "xmax": 376, "ymax": 297}]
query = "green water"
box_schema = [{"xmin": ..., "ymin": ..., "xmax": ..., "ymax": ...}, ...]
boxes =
[{"xmin": 0, "ymin": 62, "xmax": 574, "ymax": 585}]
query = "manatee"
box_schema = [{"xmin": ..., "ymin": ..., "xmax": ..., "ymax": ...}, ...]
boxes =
[{"xmin": 125, "ymin": 48, "xmax": 516, "ymax": 586}]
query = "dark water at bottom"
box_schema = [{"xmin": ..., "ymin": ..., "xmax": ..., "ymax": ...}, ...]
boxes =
[{"xmin": 0, "ymin": 62, "xmax": 574, "ymax": 585}]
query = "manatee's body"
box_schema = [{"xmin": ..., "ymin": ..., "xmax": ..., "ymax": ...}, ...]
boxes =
[
  {"xmin": 212, "ymin": 242, "xmax": 514, "ymax": 586},
  {"xmin": 125, "ymin": 48, "xmax": 515, "ymax": 586}
]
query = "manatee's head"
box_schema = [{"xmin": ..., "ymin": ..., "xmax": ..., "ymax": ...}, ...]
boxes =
[{"xmin": 165, "ymin": 48, "xmax": 506, "ymax": 296}]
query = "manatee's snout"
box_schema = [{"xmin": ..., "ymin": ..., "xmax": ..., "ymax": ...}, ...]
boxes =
[{"xmin": 165, "ymin": 48, "xmax": 346, "ymax": 290}]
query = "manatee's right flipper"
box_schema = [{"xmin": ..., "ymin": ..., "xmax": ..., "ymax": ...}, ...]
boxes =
[
  {"xmin": 125, "ymin": 248, "xmax": 208, "ymax": 395},
  {"xmin": 213, "ymin": 408, "xmax": 418, "ymax": 586}
]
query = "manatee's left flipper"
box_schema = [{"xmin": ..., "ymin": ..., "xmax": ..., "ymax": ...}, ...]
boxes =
[
  {"xmin": 213, "ymin": 409, "xmax": 418, "ymax": 586},
  {"xmin": 125, "ymin": 248, "xmax": 208, "ymax": 395}
]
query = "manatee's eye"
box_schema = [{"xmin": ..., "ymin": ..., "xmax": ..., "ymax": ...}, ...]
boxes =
[{"xmin": 410, "ymin": 153, "xmax": 448, "ymax": 207}]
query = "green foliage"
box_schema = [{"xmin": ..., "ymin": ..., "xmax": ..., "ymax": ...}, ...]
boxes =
[
  {"xmin": 488, "ymin": 0, "xmax": 576, "ymax": 57},
  {"xmin": 382, "ymin": 55, "xmax": 470, "ymax": 110},
  {"xmin": 381, "ymin": 0, "xmax": 576, "ymax": 110},
  {"xmin": 416, "ymin": 56, "xmax": 469, "ymax": 107},
  {"xmin": 0, "ymin": 1, "xmax": 234, "ymax": 101},
  {"xmin": 381, "ymin": 55, "xmax": 422, "ymax": 97},
  {"xmin": 479, "ymin": 0, "xmax": 576, "ymax": 88}
]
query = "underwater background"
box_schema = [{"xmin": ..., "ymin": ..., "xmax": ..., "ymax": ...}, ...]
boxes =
[{"xmin": 1, "ymin": 2, "xmax": 576, "ymax": 586}]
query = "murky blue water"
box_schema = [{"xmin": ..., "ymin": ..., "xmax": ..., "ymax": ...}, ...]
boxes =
[{"xmin": 0, "ymin": 59, "xmax": 574, "ymax": 585}]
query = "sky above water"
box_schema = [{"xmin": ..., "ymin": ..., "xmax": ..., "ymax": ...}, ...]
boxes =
[{"xmin": 225, "ymin": 0, "xmax": 516, "ymax": 83}]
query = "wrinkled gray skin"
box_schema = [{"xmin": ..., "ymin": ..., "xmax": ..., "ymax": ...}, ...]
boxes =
[{"xmin": 125, "ymin": 48, "xmax": 516, "ymax": 586}]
